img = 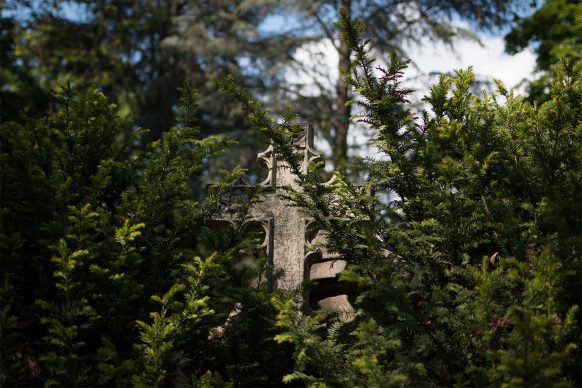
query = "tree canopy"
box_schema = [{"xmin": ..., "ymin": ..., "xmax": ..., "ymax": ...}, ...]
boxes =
[
  {"xmin": 505, "ymin": 0, "xmax": 582, "ymax": 102},
  {"xmin": 2, "ymin": 0, "xmax": 302, "ymax": 140}
]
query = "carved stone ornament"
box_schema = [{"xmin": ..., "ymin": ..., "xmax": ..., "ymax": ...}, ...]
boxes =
[{"xmin": 210, "ymin": 124, "xmax": 359, "ymax": 318}]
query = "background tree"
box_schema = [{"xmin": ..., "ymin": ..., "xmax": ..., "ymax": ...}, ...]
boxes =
[
  {"xmin": 505, "ymin": 0, "xmax": 582, "ymax": 103},
  {"xmin": 0, "ymin": 6, "xmax": 49, "ymax": 121},
  {"xmin": 277, "ymin": 0, "xmax": 533, "ymax": 169},
  {"xmin": 3, "ymin": 0, "xmax": 302, "ymax": 142},
  {"xmin": 4, "ymin": 0, "xmax": 535, "ymax": 170}
]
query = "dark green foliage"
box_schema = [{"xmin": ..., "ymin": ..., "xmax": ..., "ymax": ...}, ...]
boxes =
[
  {"xmin": 505, "ymin": 0, "xmax": 582, "ymax": 103},
  {"xmin": 0, "ymin": 10, "xmax": 49, "ymax": 122},
  {"xmin": 506, "ymin": 0, "xmax": 582, "ymax": 71},
  {"xmin": 2, "ymin": 8, "xmax": 581, "ymax": 387},
  {"xmin": 220, "ymin": 13, "xmax": 582, "ymax": 386},
  {"xmin": 0, "ymin": 83, "xmax": 293, "ymax": 386}
]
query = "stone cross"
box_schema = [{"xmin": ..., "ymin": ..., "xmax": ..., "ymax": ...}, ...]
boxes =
[{"xmin": 211, "ymin": 124, "xmax": 355, "ymax": 312}]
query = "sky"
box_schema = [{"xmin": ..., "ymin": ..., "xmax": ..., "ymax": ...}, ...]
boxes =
[
  {"xmin": 291, "ymin": 29, "xmax": 537, "ymax": 93},
  {"xmin": 404, "ymin": 26, "xmax": 537, "ymax": 95}
]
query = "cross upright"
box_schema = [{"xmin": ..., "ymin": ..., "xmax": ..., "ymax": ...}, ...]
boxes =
[
  {"xmin": 211, "ymin": 124, "xmax": 360, "ymax": 316},
  {"xmin": 212, "ymin": 124, "xmax": 322, "ymax": 291}
]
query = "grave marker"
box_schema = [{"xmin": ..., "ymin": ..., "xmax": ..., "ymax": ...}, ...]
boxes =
[{"xmin": 211, "ymin": 124, "xmax": 357, "ymax": 313}]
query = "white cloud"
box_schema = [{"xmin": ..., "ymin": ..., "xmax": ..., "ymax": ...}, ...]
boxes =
[{"xmin": 403, "ymin": 33, "xmax": 536, "ymax": 92}]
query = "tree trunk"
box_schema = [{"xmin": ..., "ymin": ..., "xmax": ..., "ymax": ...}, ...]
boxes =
[{"xmin": 332, "ymin": 0, "xmax": 352, "ymax": 171}]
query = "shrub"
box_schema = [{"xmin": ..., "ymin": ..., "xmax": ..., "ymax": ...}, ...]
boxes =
[{"xmin": 219, "ymin": 13, "xmax": 582, "ymax": 387}]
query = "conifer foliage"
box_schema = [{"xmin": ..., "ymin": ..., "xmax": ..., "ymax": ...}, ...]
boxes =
[
  {"xmin": 221, "ymin": 12, "xmax": 582, "ymax": 387},
  {"xmin": 0, "ymin": 84, "xmax": 289, "ymax": 386},
  {"xmin": 1, "ymin": 11, "xmax": 581, "ymax": 388}
]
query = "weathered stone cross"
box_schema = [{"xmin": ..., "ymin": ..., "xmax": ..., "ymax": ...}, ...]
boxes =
[{"xmin": 211, "ymin": 124, "xmax": 355, "ymax": 311}]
